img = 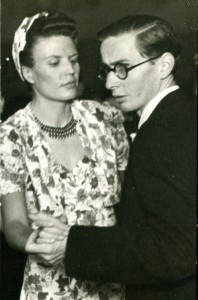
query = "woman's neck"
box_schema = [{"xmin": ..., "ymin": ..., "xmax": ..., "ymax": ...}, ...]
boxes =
[{"xmin": 30, "ymin": 98, "xmax": 73, "ymax": 127}]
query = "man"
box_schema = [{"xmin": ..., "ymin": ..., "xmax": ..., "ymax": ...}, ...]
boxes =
[{"xmin": 28, "ymin": 15, "xmax": 197, "ymax": 300}]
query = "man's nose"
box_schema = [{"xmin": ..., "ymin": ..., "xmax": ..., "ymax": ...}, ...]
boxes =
[{"xmin": 105, "ymin": 71, "xmax": 119, "ymax": 90}]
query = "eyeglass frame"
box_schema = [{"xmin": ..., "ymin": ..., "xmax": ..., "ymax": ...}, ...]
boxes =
[{"xmin": 98, "ymin": 55, "xmax": 161, "ymax": 80}]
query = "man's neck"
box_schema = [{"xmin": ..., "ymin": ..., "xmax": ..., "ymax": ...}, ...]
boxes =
[{"xmin": 158, "ymin": 76, "xmax": 176, "ymax": 94}]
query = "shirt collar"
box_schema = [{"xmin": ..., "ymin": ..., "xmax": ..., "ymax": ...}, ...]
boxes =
[{"xmin": 138, "ymin": 85, "xmax": 179, "ymax": 129}]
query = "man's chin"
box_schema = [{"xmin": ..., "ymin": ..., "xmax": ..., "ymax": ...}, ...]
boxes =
[{"xmin": 120, "ymin": 102, "xmax": 133, "ymax": 112}]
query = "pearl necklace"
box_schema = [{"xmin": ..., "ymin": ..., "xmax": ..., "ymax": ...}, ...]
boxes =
[{"xmin": 34, "ymin": 115, "xmax": 77, "ymax": 139}]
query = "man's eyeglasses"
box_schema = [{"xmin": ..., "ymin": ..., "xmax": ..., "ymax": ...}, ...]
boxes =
[{"xmin": 98, "ymin": 55, "xmax": 161, "ymax": 81}]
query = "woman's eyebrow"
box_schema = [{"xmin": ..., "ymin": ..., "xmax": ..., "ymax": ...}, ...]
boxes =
[
  {"xmin": 68, "ymin": 53, "xmax": 78, "ymax": 58},
  {"xmin": 45, "ymin": 53, "xmax": 78, "ymax": 59}
]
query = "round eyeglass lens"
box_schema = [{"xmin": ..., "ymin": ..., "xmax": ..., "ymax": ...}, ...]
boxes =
[{"xmin": 115, "ymin": 64, "xmax": 127, "ymax": 79}]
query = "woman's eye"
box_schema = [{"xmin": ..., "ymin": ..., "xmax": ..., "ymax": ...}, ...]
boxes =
[
  {"xmin": 70, "ymin": 58, "xmax": 78, "ymax": 64},
  {"xmin": 49, "ymin": 60, "xmax": 59, "ymax": 66}
]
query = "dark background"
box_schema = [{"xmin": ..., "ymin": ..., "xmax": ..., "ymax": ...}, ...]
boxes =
[{"xmin": 0, "ymin": 0, "xmax": 197, "ymax": 299}]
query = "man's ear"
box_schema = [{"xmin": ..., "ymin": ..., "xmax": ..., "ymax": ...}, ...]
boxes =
[
  {"xmin": 21, "ymin": 66, "xmax": 34, "ymax": 84},
  {"xmin": 159, "ymin": 52, "xmax": 175, "ymax": 79}
]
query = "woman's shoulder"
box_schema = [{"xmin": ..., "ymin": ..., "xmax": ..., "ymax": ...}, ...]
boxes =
[
  {"xmin": 0, "ymin": 103, "xmax": 31, "ymax": 136},
  {"xmin": 76, "ymin": 99, "xmax": 124, "ymax": 122},
  {"xmin": 78, "ymin": 98, "xmax": 116, "ymax": 110}
]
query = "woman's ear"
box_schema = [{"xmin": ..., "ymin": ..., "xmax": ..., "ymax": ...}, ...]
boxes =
[
  {"xmin": 21, "ymin": 66, "xmax": 34, "ymax": 84},
  {"xmin": 159, "ymin": 52, "xmax": 175, "ymax": 79}
]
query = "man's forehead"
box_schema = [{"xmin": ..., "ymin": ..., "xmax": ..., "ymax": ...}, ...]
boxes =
[
  {"xmin": 100, "ymin": 32, "xmax": 139, "ymax": 63},
  {"xmin": 101, "ymin": 32, "xmax": 136, "ymax": 46}
]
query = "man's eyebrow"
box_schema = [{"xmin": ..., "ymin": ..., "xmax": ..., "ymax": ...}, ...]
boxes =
[{"xmin": 105, "ymin": 59, "xmax": 132, "ymax": 66}]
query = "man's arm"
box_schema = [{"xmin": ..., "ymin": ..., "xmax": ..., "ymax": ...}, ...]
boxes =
[
  {"xmin": 32, "ymin": 112, "xmax": 196, "ymax": 285},
  {"xmin": 65, "ymin": 119, "xmax": 196, "ymax": 285}
]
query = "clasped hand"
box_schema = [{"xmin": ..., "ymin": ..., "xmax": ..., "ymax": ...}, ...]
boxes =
[{"xmin": 25, "ymin": 212, "xmax": 70, "ymax": 266}]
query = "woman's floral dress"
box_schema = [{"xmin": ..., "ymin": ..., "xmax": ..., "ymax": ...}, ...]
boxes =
[{"xmin": 0, "ymin": 99, "xmax": 129, "ymax": 300}]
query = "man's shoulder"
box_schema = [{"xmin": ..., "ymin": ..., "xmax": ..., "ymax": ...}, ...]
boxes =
[
  {"xmin": 150, "ymin": 89, "xmax": 196, "ymax": 128},
  {"xmin": 163, "ymin": 89, "xmax": 196, "ymax": 111},
  {"xmin": 136, "ymin": 90, "xmax": 196, "ymax": 149}
]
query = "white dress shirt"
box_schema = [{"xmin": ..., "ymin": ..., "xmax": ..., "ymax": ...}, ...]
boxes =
[{"xmin": 130, "ymin": 85, "xmax": 179, "ymax": 142}]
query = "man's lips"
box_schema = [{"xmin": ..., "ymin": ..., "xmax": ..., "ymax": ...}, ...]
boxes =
[{"xmin": 113, "ymin": 95, "xmax": 126, "ymax": 103}]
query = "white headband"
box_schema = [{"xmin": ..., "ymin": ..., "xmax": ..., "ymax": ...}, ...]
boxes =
[{"xmin": 12, "ymin": 12, "xmax": 49, "ymax": 80}]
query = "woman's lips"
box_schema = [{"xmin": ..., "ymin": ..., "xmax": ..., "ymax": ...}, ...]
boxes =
[{"xmin": 61, "ymin": 81, "xmax": 76, "ymax": 88}]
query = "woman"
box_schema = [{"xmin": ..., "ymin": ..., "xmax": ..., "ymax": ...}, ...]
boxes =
[{"xmin": 0, "ymin": 12, "xmax": 129, "ymax": 299}]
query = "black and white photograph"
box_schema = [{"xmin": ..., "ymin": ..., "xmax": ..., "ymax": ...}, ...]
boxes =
[{"xmin": 0, "ymin": 1, "xmax": 197, "ymax": 299}]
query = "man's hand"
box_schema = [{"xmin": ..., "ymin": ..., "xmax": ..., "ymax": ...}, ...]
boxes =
[
  {"xmin": 29, "ymin": 212, "xmax": 70, "ymax": 242},
  {"xmin": 26, "ymin": 213, "xmax": 71, "ymax": 266},
  {"xmin": 25, "ymin": 229, "xmax": 68, "ymax": 266}
]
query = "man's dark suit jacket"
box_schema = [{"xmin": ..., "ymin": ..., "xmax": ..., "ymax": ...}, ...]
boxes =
[{"xmin": 65, "ymin": 89, "xmax": 197, "ymax": 300}]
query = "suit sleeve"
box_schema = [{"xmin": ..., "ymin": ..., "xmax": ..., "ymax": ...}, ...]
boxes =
[{"xmin": 65, "ymin": 116, "xmax": 196, "ymax": 285}]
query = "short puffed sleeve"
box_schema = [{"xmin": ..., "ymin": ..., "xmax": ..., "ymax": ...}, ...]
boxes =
[{"xmin": 0, "ymin": 124, "xmax": 25, "ymax": 196}]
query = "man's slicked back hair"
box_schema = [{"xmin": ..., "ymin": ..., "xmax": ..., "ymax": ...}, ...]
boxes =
[{"xmin": 98, "ymin": 15, "xmax": 182, "ymax": 71}]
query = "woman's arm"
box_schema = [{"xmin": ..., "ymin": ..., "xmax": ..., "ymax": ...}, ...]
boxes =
[
  {"xmin": 1, "ymin": 191, "xmax": 33, "ymax": 252},
  {"xmin": 1, "ymin": 191, "xmax": 68, "ymax": 267}
]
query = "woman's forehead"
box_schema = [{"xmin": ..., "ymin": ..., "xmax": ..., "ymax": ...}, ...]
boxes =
[{"xmin": 32, "ymin": 35, "xmax": 77, "ymax": 57}]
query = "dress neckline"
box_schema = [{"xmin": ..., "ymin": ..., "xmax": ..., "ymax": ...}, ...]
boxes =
[{"xmin": 27, "ymin": 103, "xmax": 88, "ymax": 174}]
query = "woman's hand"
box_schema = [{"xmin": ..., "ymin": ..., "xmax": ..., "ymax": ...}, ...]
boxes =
[{"xmin": 29, "ymin": 212, "xmax": 70, "ymax": 243}]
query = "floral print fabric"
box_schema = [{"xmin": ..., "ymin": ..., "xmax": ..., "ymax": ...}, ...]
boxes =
[{"xmin": 0, "ymin": 99, "xmax": 129, "ymax": 300}]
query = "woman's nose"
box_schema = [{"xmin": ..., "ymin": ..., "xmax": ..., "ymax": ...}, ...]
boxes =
[{"xmin": 63, "ymin": 60, "xmax": 75, "ymax": 75}]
